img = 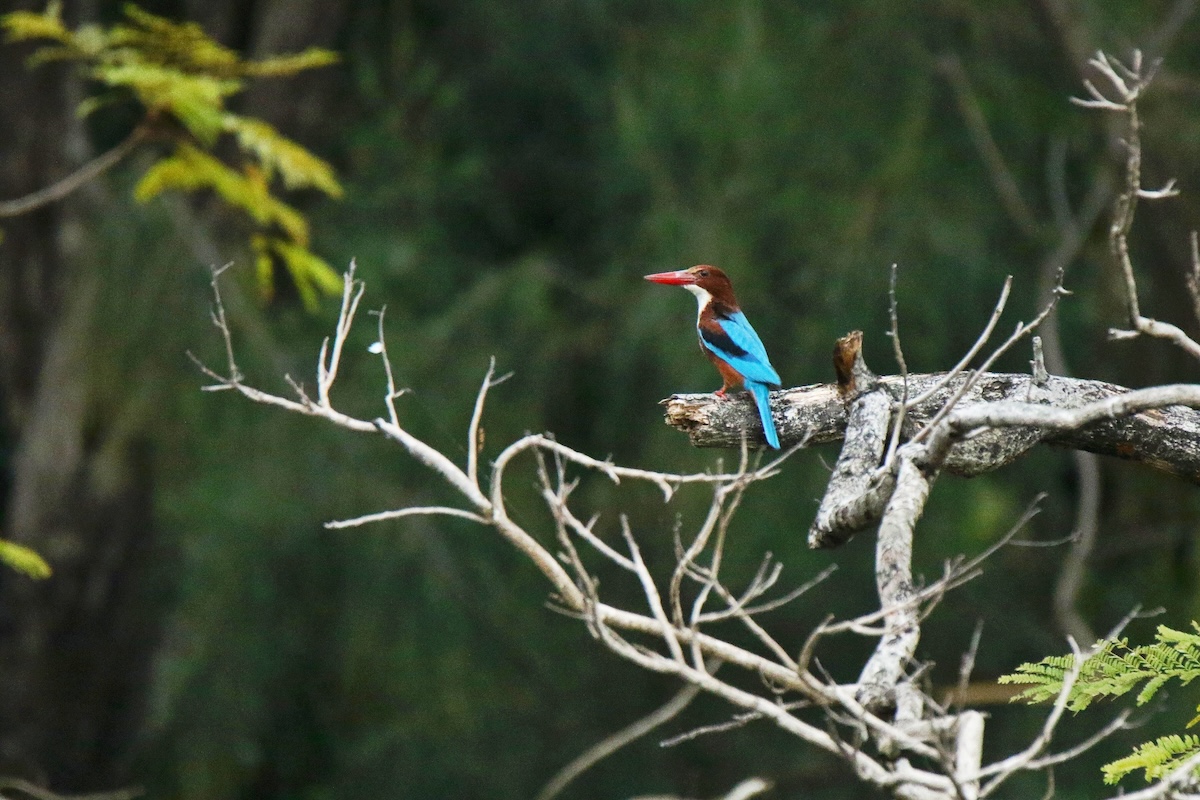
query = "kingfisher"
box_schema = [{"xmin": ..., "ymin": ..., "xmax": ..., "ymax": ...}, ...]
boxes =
[{"xmin": 644, "ymin": 265, "xmax": 782, "ymax": 449}]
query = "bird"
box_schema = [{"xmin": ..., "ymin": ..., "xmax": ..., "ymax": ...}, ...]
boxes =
[{"xmin": 644, "ymin": 265, "xmax": 782, "ymax": 449}]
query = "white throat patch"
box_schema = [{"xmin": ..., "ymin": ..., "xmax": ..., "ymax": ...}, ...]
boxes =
[{"xmin": 682, "ymin": 283, "xmax": 713, "ymax": 321}]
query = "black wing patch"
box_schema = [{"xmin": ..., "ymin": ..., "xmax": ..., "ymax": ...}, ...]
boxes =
[{"xmin": 699, "ymin": 323, "xmax": 748, "ymax": 358}]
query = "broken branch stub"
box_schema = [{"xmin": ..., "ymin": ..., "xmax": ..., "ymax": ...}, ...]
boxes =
[{"xmin": 808, "ymin": 332, "xmax": 893, "ymax": 548}]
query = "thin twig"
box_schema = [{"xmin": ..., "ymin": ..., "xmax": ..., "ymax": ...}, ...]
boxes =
[
  {"xmin": 976, "ymin": 637, "xmax": 1086, "ymax": 794},
  {"xmin": 542, "ymin": 486, "xmax": 636, "ymax": 571},
  {"xmin": 367, "ymin": 305, "xmax": 409, "ymax": 426},
  {"xmin": 319, "ymin": 262, "xmax": 365, "ymax": 407},
  {"xmin": 697, "ymin": 564, "xmax": 837, "ymax": 622},
  {"xmin": 913, "ymin": 274, "xmax": 1068, "ymax": 445},
  {"xmin": 884, "ymin": 264, "xmax": 909, "ymax": 468},
  {"xmin": 669, "ymin": 486, "xmax": 726, "ymax": 628},
  {"xmin": 1024, "ymin": 709, "xmax": 1134, "ymax": 770},
  {"xmin": 622, "ymin": 517, "xmax": 687, "ymax": 664},
  {"xmin": 1078, "ymin": 50, "xmax": 1200, "ymax": 361},
  {"xmin": 468, "ymin": 357, "xmax": 512, "ymax": 490},
  {"xmin": 904, "ymin": 276, "xmax": 1012, "ymax": 409},
  {"xmin": 952, "ymin": 621, "xmax": 985, "ymax": 712}
]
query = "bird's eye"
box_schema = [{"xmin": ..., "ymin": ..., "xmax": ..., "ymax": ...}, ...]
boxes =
[{"xmin": 698, "ymin": 269, "xmax": 709, "ymax": 277}]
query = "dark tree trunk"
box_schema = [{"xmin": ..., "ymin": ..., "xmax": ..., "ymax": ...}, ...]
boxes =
[
  {"xmin": 0, "ymin": 0, "xmax": 351, "ymax": 790},
  {"xmin": 0, "ymin": 0, "xmax": 165, "ymax": 790}
]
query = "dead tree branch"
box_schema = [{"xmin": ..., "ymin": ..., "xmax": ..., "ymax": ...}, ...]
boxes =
[
  {"xmin": 663, "ymin": 372, "xmax": 1200, "ymax": 484},
  {"xmin": 1073, "ymin": 51, "xmax": 1200, "ymax": 360}
]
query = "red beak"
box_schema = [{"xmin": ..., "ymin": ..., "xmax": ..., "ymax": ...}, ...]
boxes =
[{"xmin": 644, "ymin": 270, "xmax": 696, "ymax": 286}]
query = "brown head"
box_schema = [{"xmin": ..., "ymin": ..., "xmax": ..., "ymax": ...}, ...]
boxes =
[{"xmin": 643, "ymin": 265, "xmax": 740, "ymax": 309}]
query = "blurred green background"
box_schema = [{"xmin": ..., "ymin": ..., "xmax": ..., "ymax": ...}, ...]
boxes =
[{"xmin": 3, "ymin": 1, "xmax": 1200, "ymax": 798}]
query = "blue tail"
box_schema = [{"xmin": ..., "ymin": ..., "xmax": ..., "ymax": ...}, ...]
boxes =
[{"xmin": 746, "ymin": 382, "xmax": 780, "ymax": 449}]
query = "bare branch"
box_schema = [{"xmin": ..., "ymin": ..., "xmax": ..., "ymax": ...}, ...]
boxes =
[
  {"xmin": 666, "ymin": 371, "xmax": 1200, "ymax": 483},
  {"xmin": 1024, "ymin": 708, "xmax": 1134, "ymax": 771},
  {"xmin": 536, "ymin": 683, "xmax": 702, "ymax": 800},
  {"xmin": 670, "ymin": 483, "xmax": 728, "ymax": 628},
  {"xmin": 912, "ymin": 273, "xmax": 1067, "ymax": 446},
  {"xmin": 937, "ymin": 54, "xmax": 1039, "ymax": 236},
  {"xmin": 809, "ymin": 333, "xmax": 892, "ymax": 548},
  {"xmin": 1080, "ymin": 50, "xmax": 1200, "ymax": 360},
  {"xmin": 1188, "ymin": 231, "xmax": 1200, "ymax": 327},
  {"xmin": 1052, "ymin": 449, "xmax": 1101, "ymax": 644},
  {"xmin": 324, "ymin": 506, "xmax": 489, "ymax": 529},
  {"xmin": 0, "ymin": 126, "xmax": 147, "ymax": 218},
  {"xmin": 685, "ymin": 561, "xmax": 799, "ymax": 671},
  {"xmin": 697, "ymin": 564, "xmax": 837, "ymax": 622},
  {"xmin": 541, "ymin": 486, "xmax": 636, "ymax": 572},
  {"xmin": 944, "ymin": 383, "xmax": 1200, "ymax": 435},
  {"xmin": 687, "ymin": 447, "xmax": 754, "ymax": 643},
  {"xmin": 622, "ymin": 518, "xmax": 687, "ymax": 664},
  {"xmin": 855, "ymin": 450, "xmax": 930, "ymax": 711}
]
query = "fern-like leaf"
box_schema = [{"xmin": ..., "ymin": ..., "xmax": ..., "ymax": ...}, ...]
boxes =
[
  {"xmin": 1103, "ymin": 734, "xmax": 1200, "ymax": 784},
  {"xmin": 3, "ymin": 2, "xmax": 341, "ymax": 307},
  {"xmin": 1005, "ymin": 624, "xmax": 1200, "ymax": 785}
]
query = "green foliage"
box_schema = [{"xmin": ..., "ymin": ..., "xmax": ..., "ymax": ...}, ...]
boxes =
[
  {"xmin": 1103, "ymin": 734, "xmax": 1200, "ymax": 785},
  {"xmin": 1000, "ymin": 624, "xmax": 1200, "ymax": 710},
  {"xmin": 0, "ymin": 540, "xmax": 51, "ymax": 580},
  {"xmin": 1, "ymin": 1, "xmax": 342, "ymax": 309},
  {"xmin": 1002, "ymin": 623, "xmax": 1200, "ymax": 783}
]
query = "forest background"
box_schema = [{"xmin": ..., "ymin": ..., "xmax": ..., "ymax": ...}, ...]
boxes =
[{"xmin": 3, "ymin": 1, "xmax": 1200, "ymax": 798}]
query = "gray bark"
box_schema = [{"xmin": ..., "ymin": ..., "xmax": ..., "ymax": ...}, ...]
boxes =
[{"xmin": 661, "ymin": 372, "xmax": 1200, "ymax": 484}]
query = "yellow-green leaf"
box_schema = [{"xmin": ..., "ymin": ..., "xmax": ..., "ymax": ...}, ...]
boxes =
[
  {"xmin": 0, "ymin": 6, "xmax": 71, "ymax": 45},
  {"xmin": 134, "ymin": 144, "xmax": 310, "ymax": 244},
  {"xmin": 251, "ymin": 235, "xmax": 275, "ymax": 302},
  {"xmin": 111, "ymin": 4, "xmax": 241, "ymax": 74},
  {"xmin": 222, "ymin": 115, "xmax": 343, "ymax": 197},
  {"xmin": 133, "ymin": 147, "xmax": 206, "ymax": 201},
  {"xmin": 93, "ymin": 61, "xmax": 238, "ymax": 144},
  {"xmin": 242, "ymin": 47, "xmax": 339, "ymax": 77},
  {"xmin": 0, "ymin": 540, "xmax": 51, "ymax": 580},
  {"xmin": 271, "ymin": 238, "xmax": 341, "ymax": 310}
]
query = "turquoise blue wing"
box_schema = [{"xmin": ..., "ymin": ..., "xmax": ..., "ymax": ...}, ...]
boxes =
[{"xmin": 699, "ymin": 311, "xmax": 781, "ymax": 387}]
